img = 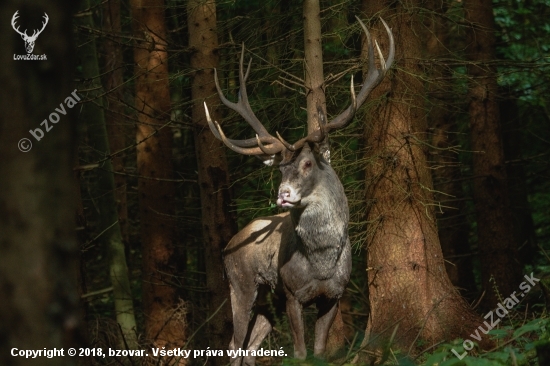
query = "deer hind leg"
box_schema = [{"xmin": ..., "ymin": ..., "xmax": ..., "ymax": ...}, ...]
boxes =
[
  {"xmin": 313, "ymin": 298, "xmax": 338, "ymax": 358},
  {"xmin": 228, "ymin": 282, "xmax": 257, "ymax": 365},
  {"xmin": 286, "ymin": 294, "xmax": 306, "ymax": 359},
  {"xmin": 241, "ymin": 310, "xmax": 273, "ymax": 366}
]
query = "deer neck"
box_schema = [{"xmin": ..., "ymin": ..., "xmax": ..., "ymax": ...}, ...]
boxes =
[{"xmin": 289, "ymin": 167, "xmax": 349, "ymax": 276}]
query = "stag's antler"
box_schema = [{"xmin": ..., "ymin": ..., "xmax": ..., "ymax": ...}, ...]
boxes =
[
  {"xmin": 323, "ymin": 17, "xmax": 395, "ymax": 133},
  {"xmin": 204, "ymin": 43, "xmax": 287, "ymax": 156},
  {"xmin": 204, "ymin": 17, "xmax": 395, "ymax": 156}
]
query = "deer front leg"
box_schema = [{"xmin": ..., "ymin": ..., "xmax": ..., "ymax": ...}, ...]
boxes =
[
  {"xmin": 286, "ymin": 295, "xmax": 306, "ymax": 359},
  {"xmin": 313, "ymin": 299, "xmax": 338, "ymax": 358}
]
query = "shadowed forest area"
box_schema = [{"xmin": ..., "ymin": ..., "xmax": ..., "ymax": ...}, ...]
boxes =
[{"xmin": 1, "ymin": 0, "xmax": 550, "ymax": 365}]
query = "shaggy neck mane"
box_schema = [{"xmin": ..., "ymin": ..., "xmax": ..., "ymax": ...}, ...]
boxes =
[{"xmin": 290, "ymin": 161, "xmax": 349, "ymax": 278}]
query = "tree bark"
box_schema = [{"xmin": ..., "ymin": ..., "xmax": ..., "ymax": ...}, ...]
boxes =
[
  {"xmin": 303, "ymin": 0, "xmax": 327, "ymax": 133},
  {"xmin": 303, "ymin": 0, "xmax": 346, "ymax": 359},
  {"xmin": 464, "ymin": 0, "xmax": 522, "ymax": 309},
  {"xmin": 187, "ymin": 0, "xmax": 237, "ymax": 360},
  {"xmin": 130, "ymin": 0, "xmax": 185, "ymax": 354},
  {"xmin": 0, "ymin": 1, "xmax": 83, "ymax": 365},
  {"xmin": 426, "ymin": 0, "xmax": 476, "ymax": 296},
  {"xmin": 102, "ymin": 0, "xmax": 130, "ymax": 248},
  {"xmin": 77, "ymin": 0, "xmax": 138, "ymax": 349},
  {"xmin": 357, "ymin": 0, "xmax": 490, "ymax": 359}
]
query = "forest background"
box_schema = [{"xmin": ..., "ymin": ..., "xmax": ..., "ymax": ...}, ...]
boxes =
[{"xmin": 1, "ymin": 0, "xmax": 550, "ymax": 365}]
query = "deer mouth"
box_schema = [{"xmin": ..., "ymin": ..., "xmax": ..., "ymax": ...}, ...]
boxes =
[
  {"xmin": 277, "ymin": 198, "xmax": 300, "ymax": 208},
  {"xmin": 277, "ymin": 197, "xmax": 301, "ymax": 208}
]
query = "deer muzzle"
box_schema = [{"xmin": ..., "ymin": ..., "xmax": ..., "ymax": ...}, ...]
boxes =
[{"xmin": 277, "ymin": 185, "xmax": 301, "ymax": 208}]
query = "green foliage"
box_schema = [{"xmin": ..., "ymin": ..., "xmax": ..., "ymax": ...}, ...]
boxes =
[
  {"xmin": 494, "ymin": 0, "xmax": 550, "ymax": 104},
  {"xmin": 417, "ymin": 318, "xmax": 549, "ymax": 366}
]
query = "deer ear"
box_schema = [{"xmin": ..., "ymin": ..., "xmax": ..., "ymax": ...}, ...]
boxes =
[
  {"xmin": 316, "ymin": 106, "xmax": 331, "ymax": 164},
  {"xmin": 321, "ymin": 147, "xmax": 331, "ymax": 164},
  {"xmin": 313, "ymin": 141, "xmax": 330, "ymax": 164}
]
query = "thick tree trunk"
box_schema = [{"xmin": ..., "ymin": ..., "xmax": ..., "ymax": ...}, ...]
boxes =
[
  {"xmin": 303, "ymin": 0, "xmax": 345, "ymax": 358},
  {"xmin": 130, "ymin": 0, "xmax": 185, "ymax": 354},
  {"xmin": 0, "ymin": 1, "xmax": 82, "ymax": 365},
  {"xmin": 102, "ymin": 0, "xmax": 129, "ymax": 247},
  {"xmin": 77, "ymin": 0, "xmax": 138, "ymax": 349},
  {"xmin": 187, "ymin": 0, "xmax": 237, "ymax": 360},
  {"xmin": 426, "ymin": 0, "xmax": 475, "ymax": 296},
  {"xmin": 464, "ymin": 0, "xmax": 522, "ymax": 309},
  {"xmin": 357, "ymin": 0, "xmax": 489, "ymax": 359}
]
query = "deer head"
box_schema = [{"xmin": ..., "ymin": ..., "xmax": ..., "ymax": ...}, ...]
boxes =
[
  {"xmin": 12, "ymin": 11, "xmax": 49, "ymax": 54},
  {"xmin": 204, "ymin": 17, "xmax": 394, "ymax": 207}
]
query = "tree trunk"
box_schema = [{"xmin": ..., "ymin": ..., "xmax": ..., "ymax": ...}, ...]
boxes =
[
  {"xmin": 357, "ymin": 0, "xmax": 490, "ymax": 359},
  {"xmin": 303, "ymin": 0, "xmax": 346, "ymax": 359},
  {"xmin": 102, "ymin": 0, "xmax": 130, "ymax": 248},
  {"xmin": 0, "ymin": 1, "xmax": 83, "ymax": 365},
  {"xmin": 464, "ymin": 0, "xmax": 522, "ymax": 309},
  {"xmin": 187, "ymin": 0, "xmax": 237, "ymax": 360},
  {"xmin": 130, "ymin": 0, "xmax": 185, "ymax": 354},
  {"xmin": 303, "ymin": 0, "xmax": 327, "ymax": 133},
  {"xmin": 501, "ymin": 98, "xmax": 536, "ymax": 265},
  {"xmin": 76, "ymin": 0, "xmax": 138, "ymax": 349},
  {"xmin": 426, "ymin": 0, "xmax": 476, "ymax": 296}
]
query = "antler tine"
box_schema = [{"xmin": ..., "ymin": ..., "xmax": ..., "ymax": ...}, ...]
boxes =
[
  {"xmin": 205, "ymin": 45, "xmax": 287, "ymax": 156},
  {"xmin": 276, "ymin": 131, "xmax": 295, "ymax": 151},
  {"xmin": 204, "ymin": 101, "xmax": 223, "ymax": 141},
  {"xmin": 256, "ymin": 135, "xmax": 287, "ymax": 155},
  {"xmin": 280, "ymin": 106, "xmax": 327, "ymax": 152},
  {"xmin": 324, "ymin": 16, "xmax": 395, "ymax": 132},
  {"xmin": 210, "ymin": 45, "xmax": 280, "ymax": 143},
  {"xmin": 204, "ymin": 102, "xmax": 281, "ymax": 148},
  {"xmin": 240, "ymin": 43, "xmax": 253, "ymax": 84},
  {"xmin": 204, "ymin": 102, "xmax": 283, "ymax": 155},
  {"xmin": 284, "ymin": 129, "xmax": 325, "ymax": 152},
  {"xmin": 380, "ymin": 17, "xmax": 395, "ymax": 72}
]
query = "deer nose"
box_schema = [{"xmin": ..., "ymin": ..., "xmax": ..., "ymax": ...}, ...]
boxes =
[
  {"xmin": 276, "ymin": 187, "xmax": 291, "ymax": 207},
  {"xmin": 277, "ymin": 190, "xmax": 289, "ymax": 201},
  {"xmin": 279, "ymin": 188, "xmax": 290, "ymax": 198}
]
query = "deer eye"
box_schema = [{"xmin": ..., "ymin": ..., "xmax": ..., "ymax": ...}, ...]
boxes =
[{"xmin": 304, "ymin": 160, "xmax": 312, "ymax": 168}]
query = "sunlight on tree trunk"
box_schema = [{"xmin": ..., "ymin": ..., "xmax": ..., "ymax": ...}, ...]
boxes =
[
  {"xmin": 356, "ymin": 0, "xmax": 490, "ymax": 360},
  {"xmin": 76, "ymin": 0, "xmax": 138, "ymax": 349},
  {"xmin": 187, "ymin": 0, "xmax": 237, "ymax": 361},
  {"xmin": 464, "ymin": 0, "xmax": 522, "ymax": 309},
  {"xmin": 130, "ymin": 0, "xmax": 186, "ymax": 358}
]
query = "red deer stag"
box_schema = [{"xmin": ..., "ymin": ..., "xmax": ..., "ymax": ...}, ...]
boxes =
[{"xmin": 204, "ymin": 17, "xmax": 394, "ymax": 365}]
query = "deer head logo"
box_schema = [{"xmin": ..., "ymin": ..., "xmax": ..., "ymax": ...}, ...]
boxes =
[{"xmin": 11, "ymin": 11, "xmax": 49, "ymax": 54}]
